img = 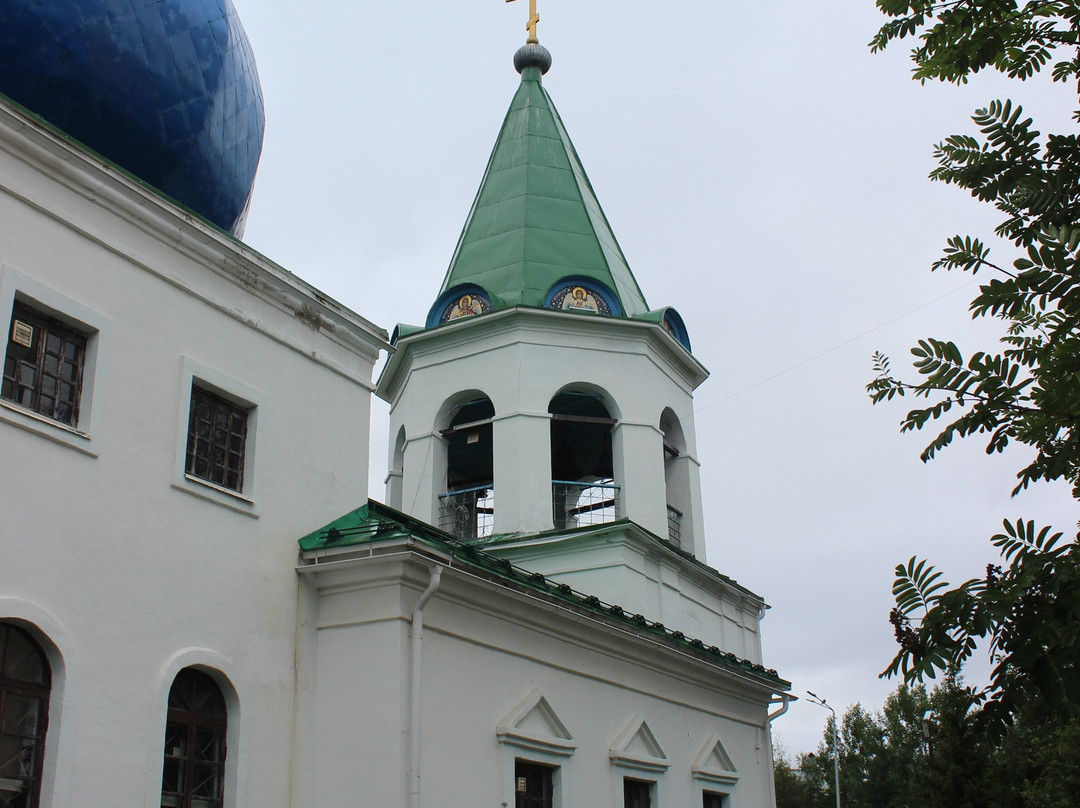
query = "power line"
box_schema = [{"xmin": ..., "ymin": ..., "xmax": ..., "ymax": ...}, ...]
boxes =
[{"xmin": 694, "ymin": 278, "xmax": 980, "ymax": 416}]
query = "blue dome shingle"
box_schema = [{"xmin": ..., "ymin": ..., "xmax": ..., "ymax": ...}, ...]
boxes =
[{"xmin": 0, "ymin": 0, "xmax": 265, "ymax": 236}]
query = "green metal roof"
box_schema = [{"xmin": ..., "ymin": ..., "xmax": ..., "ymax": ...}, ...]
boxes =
[
  {"xmin": 436, "ymin": 65, "xmax": 650, "ymax": 317},
  {"xmin": 298, "ymin": 500, "xmax": 789, "ymax": 690}
]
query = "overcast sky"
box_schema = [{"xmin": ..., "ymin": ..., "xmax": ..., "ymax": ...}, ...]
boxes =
[{"xmin": 230, "ymin": 0, "xmax": 1077, "ymax": 755}]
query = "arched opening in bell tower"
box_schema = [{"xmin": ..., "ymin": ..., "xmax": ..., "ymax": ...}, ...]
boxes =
[
  {"xmin": 549, "ymin": 389, "xmax": 618, "ymax": 530},
  {"xmin": 388, "ymin": 426, "xmax": 406, "ymax": 510},
  {"xmin": 660, "ymin": 408, "xmax": 690, "ymax": 547},
  {"xmin": 439, "ymin": 395, "xmax": 495, "ymax": 540}
]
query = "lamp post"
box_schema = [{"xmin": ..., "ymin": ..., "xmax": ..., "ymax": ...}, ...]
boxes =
[
  {"xmin": 806, "ymin": 690, "xmax": 841, "ymax": 808},
  {"xmin": 922, "ymin": 709, "xmax": 933, "ymax": 761}
]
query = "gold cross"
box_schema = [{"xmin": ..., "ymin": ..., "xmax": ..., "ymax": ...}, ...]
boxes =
[{"xmin": 506, "ymin": 0, "xmax": 540, "ymax": 44}]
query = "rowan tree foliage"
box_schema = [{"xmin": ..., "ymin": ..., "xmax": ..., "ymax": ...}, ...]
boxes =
[{"xmin": 865, "ymin": 0, "xmax": 1080, "ymax": 735}]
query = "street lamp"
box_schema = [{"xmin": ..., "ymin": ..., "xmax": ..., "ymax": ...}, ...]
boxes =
[
  {"xmin": 806, "ymin": 690, "xmax": 841, "ymax": 808},
  {"xmin": 922, "ymin": 709, "xmax": 933, "ymax": 761}
]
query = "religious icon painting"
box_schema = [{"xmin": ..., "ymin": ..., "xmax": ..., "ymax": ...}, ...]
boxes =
[
  {"xmin": 661, "ymin": 308, "xmax": 691, "ymax": 351},
  {"xmin": 439, "ymin": 291, "xmax": 493, "ymax": 324},
  {"xmin": 548, "ymin": 284, "xmax": 612, "ymax": 316}
]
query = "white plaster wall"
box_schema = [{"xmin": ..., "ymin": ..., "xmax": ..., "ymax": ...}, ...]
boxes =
[
  {"xmin": 0, "ymin": 106, "xmax": 382, "ymax": 808},
  {"xmin": 488, "ymin": 531, "xmax": 765, "ymax": 664},
  {"xmin": 301, "ymin": 554, "xmax": 778, "ymax": 808}
]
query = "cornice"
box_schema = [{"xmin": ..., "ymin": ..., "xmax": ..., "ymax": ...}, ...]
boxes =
[
  {"xmin": 378, "ymin": 306, "xmax": 709, "ymax": 403},
  {"xmin": 0, "ymin": 98, "xmax": 388, "ymax": 377}
]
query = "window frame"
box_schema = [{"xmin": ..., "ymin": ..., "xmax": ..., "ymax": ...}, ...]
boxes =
[
  {"xmin": 160, "ymin": 668, "xmax": 228, "ymax": 808},
  {"xmin": 0, "ymin": 267, "xmax": 110, "ymax": 455},
  {"xmin": 2, "ymin": 301, "xmax": 87, "ymax": 427},
  {"xmin": 622, "ymin": 776, "xmax": 654, "ymax": 808},
  {"xmin": 185, "ymin": 385, "xmax": 249, "ymax": 494},
  {"xmin": 515, "ymin": 759, "xmax": 556, "ymax": 808},
  {"xmin": 497, "ymin": 691, "xmax": 575, "ymax": 808},
  {"xmin": 0, "ymin": 622, "xmax": 51, "ymax": 808},
  {"xmin": 701, "ymin": 790, "xmax": 728, "ymax": 808},
  {"xmin": 172, "ymin": 358, "xmax": 260, "ymax": 516}
]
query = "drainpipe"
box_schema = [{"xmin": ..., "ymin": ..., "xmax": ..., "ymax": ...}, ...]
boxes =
[
  {"xmin": 408, "ymin": 564, "xmax": 443, "ymax": 808},
  {"xmin": 768, "ymin": 694, "xmax": 791, "ymax": 722}
]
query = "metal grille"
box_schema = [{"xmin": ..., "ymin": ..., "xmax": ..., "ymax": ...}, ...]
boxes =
[
  {"xmin": 439, "ymin": 486, "xmax": 494, "ymax": 541},
  {"xmin": 515, "ymin": 761, "xmax": 554, "ymax": 808},
  {"xmin": 624, "ymin": 778, "xmax": 652, "ymax": 808},
  {"xmin": 161, "ymin": 669, "xmax": 227, "ymax": 808},
  {"xmin": 0, "ymin": 623, "xmax": 50, "ymax": 808},
  {"xmin": 552, "ymin": 480, "xmax": 619, "ymax": 530},
  {"xmin": 186, "ymin": 387, "xmax": 248, "ymax": 492},
  {"xmin": 666, "ymin": 506, "xmax": 683, "ymax": 546},
  {"xmin": 1, "ymin": 303, "xmax": 85, "ymax": 427},
  {"xmin": 703, "ymin": 792, "xmax": 726, "ymax": 808}
]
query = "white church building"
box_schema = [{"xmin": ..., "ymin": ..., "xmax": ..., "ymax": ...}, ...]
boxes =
[{"xmin": 0, "ymin": 6, "xmax": 789, "ymax": 808}]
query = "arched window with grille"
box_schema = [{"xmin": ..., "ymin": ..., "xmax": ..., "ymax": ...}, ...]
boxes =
[
  {"xmin": 389, "ymin": 425, "xmax": 407, "ymax": 510},
  {"xmin": 439, "ymin": 395, "xmax": 495, "ymax": 540},
  {"xmin": 160, "ymin": 668, "xmax": 228, "ymax": 808},
  {"xmin": 549, "ymin": 390, "xmax": 618, "ymax": 530},
  {"xmin": 0, "ymin": 622, "xmax": 51, "ymax": 808},
  {"xmin": 660, "ymin": 408, "xmax": 689, "ymax": 547}
]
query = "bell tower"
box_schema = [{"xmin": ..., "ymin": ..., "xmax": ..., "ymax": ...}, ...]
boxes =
[{"xmin": 376, "ymin": 41, "xmax": 711, "ymax": 562}]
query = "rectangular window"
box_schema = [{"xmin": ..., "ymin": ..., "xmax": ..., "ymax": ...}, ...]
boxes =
[
  {"xmin": 515, "ymin": 760, "xmax": 554, "ymax": 808},
  {"xmin": 624, "ymin": 778, "xmax": 652, "ymax": 808},
  {"xmin": 185, "ymin": 386, "xmax": 249, "ymax": 492},
  {"xmin": 2, "ymin": 302, "xmax": 86, "ymax": 427},
  {"xmin": 703, "ymin": 791, "xmax": 726, "ymax": 808}
]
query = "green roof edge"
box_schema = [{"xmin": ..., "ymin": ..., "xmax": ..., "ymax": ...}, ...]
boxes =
[{"xmin": 298, "ymin": 500, "xmax": 789, "ymax": 690}]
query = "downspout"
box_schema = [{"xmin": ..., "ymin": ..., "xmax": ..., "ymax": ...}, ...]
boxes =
[
  {"xmin": 408, "ymin": 564, "xmax": 443, "ymax": 808},
  {"xmin": 768, "ymin": 694, "xmax": 791, "ymax": 721}
]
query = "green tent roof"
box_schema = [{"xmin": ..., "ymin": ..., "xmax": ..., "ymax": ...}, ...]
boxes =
[{"xmin": 436, "ymin": 62, "xmax": 649, "ymax": 317}]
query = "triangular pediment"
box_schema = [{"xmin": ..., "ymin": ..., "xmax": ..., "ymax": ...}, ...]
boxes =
[
  {"xmin": 609, "ymin": 714, "xmax": 669, "ymax": 773},
  {"xmin": 692, "ymin": 733, "xmax": 739, "ymax": 785},
  {"xmin": 496, "ymin": 689, "xmax": 576, "ymax": 757}
]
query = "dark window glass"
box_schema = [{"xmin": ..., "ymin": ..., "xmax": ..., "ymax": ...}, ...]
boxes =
[
  {"xmin": 515, "ymin": 760, "xmax": 554, "ymax": 808},
  {"xmin": 0, "ymin": 622, "xmax": 51, "ymax": 808},
  {"xmin": 624, "ymin": 778, "xmax": 652, "ymax": 808},
  {"xmin": 185, "ymin": 387, "xmax": 248, "ymax": 492},
  {"xmin": 2, "ymin": 303, "xmax": 86, "ymax": 427},
  {"xmin": 160, "ymin": 668, "xmax": 227, "ymax": 808},
  {"xmin": 703, "ymin": 791, "xmax": 726, "ymax": 808}
]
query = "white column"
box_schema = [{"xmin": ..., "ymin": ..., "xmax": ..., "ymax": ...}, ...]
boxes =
[
  {"xmin": 400, "ymin": 431, "xmax": 444, "ymax": 526},
  {"xmin": 492, "ymin": 412, "xmax": 553, "ymax": 534},
  {"xmin": 613, "ymin": 420, "xmax": 668, "ymax": 539}
]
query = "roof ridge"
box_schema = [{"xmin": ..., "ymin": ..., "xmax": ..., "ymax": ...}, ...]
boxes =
[{"xmin": 541, "ymin": 83, "xmax": 649, "ymax": 312}]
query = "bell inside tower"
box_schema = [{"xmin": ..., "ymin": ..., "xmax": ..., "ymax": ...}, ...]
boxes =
[
  {"xmin": 440, "ymin": 396, "xmax": 495, "ymax": 540},
  {"xmin": 549, "ymin": 391, "xmax": 618, "ymax": 530}
]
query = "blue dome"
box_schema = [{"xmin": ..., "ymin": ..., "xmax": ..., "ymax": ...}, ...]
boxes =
[{"xmin": 0, "ymin": 0, "xmax": 265, "ymax": 236}]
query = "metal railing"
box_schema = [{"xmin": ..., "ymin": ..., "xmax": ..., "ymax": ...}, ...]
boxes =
[
  {"xmin": 438, "ymin": 485, "xmax": 494, "ymax": 541},
  {"xmin": 552, "ymin": 480, "xmax": 619, "ymax": 531},
  {"xmin": 666, "ymin": 505, "xmax": 683, "ymax": 547}
]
